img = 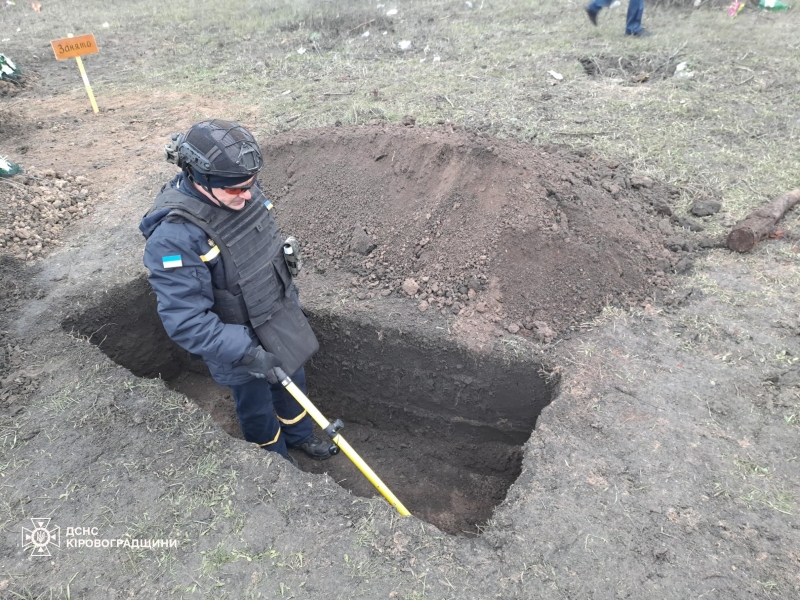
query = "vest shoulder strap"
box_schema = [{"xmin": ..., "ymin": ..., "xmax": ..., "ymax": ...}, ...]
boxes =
[{"xmin": 149, "ymin": 187, "xmax": 220, "ymax": 224}]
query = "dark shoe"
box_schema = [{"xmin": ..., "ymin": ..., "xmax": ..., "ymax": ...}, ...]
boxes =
[
  {"xmin": 585, "ymin": 7, "xmax": 598, "ymax": 25},
  {"xmin": 291, "ymin": 435, "xmax": 335, "ymax": 460},
  {"xmin": 626, "ymin": 28, "xmax": 652, "ymax": 37}
]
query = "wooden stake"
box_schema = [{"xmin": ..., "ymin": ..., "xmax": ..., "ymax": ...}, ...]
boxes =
[{"xmin": 75, "ymin": 56, "xmax": 99, "ymax": 114}]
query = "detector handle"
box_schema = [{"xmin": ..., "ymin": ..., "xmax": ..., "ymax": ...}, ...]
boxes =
[{"xmin": 271, "ymin": 367, "xmax": 410, "ymax": 516}]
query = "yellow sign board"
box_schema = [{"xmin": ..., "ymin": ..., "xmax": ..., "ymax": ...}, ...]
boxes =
[{"xmin": 50, "ymin": 33, "xmax": 98, "ymax": 61}]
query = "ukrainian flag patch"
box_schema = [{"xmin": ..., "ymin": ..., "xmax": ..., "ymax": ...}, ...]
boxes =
[
  {"xmin": 264, "ymin": 200, "xmax": 273, "ymax": 211},
  {"xmin": 162, "ymin": 255, "xmax": 183, "ymax": 269}
]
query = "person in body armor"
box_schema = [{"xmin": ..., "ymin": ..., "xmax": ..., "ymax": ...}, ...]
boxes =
[{"xmin": 139, "ymin": 119, "xmax": 335, "ymax": 465}]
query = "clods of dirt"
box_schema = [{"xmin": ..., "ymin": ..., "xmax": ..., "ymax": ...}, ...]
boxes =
[
  {"xmin": 260, "ymin": 124, "xmax": 681, "ymax": 335},
  {"xmin": 0, "ymin": 255, "xmax": 43, "ymax": 411},
  {"xmin": 0, "ymin": 167, "xmax": 105, "ymax": 260},
  {"xmin": 0, "ymin": 361, "xmax": 40, "ymax": 411},
  {"xmin": 690, "ymin": 197, "xmax": 722, "ymax": 217},
  {"xmin": 0, "ymin": 80, "xmax": 22, "ymax": 97}
]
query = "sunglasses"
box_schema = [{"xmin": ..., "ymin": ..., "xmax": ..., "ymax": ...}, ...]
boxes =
[{"xmin": 222, "ymin": 180, "xmax": 256, "ymax": 195}]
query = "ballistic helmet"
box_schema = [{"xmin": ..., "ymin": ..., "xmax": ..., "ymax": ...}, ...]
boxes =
[{"xmin": 164, "ymin": 119, "xmax": 263, "ymax": 181}]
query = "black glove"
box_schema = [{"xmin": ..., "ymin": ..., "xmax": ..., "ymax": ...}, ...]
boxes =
[{"xmin": 240, "ymin": 346, "xmax": 282, "ymax": 383}]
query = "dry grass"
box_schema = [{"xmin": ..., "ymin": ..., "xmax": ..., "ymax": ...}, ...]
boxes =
[{"xmin": 4, "ymin": 1, "xmax": 797, "ymax": 216}]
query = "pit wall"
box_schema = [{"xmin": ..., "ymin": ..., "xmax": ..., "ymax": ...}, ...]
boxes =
[
  {"xmin": 306, "ymin": 312, "xmax": 557, "ymax": 447},
  {"xmin": 63, "ymin": 276, "xmax": 557, "ymax": 450}
]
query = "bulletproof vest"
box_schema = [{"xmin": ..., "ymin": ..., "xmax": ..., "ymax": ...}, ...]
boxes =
[{"xmin": 148, "ymin": 186, "xmax": 318, "ymax": 375}]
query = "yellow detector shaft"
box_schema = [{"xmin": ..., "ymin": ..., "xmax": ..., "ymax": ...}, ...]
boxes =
[{"xmin": 273, "ymin": 367, "xmax": 411, "ymax": 517}]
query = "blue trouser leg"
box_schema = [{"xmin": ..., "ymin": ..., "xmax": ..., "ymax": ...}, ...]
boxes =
[
  {"xmin": 626, "ymin": 0, "xmax": 644, "ymax": 34},
  {"xmin": 229, "ymin": 368, "xmax": 313, "ymax": 458},
  {"xmin": 586, "ymin": 0, "xmax": 613, "ymax": 17},
  {"xmin": 269, "ymin": 368, "xmax": 313, "ymax": 448}
]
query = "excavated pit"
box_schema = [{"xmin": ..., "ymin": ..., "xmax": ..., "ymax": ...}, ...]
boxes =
[
  {"xmin": 63, "ymin": 276, "xmax": 558, "ymax": 535},
  {"xmin": 63, "ymin": 125, "xmax": 679, "ymax": 533}
]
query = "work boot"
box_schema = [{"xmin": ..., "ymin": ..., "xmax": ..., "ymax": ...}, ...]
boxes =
[
  {"xmin": 626, "ymin": 28, "xmax": 652, "ymax": 37},
  {"xmin": 585, "ymin": 7, "xmax": 598, "ymax": 26},
  {"xmin": 292, "ymin": 435, "xmax": 335, "ymax": 460}
]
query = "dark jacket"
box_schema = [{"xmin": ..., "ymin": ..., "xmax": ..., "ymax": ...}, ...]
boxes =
[{"xmin": 140, "ymin": 174, "xmax": 259, "ymax": 385}]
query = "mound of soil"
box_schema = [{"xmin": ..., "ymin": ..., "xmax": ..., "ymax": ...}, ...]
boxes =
[
  {"xmin": 0, "ymin": 167, "xmax": 105, "ymax": 260},
  {"xmin": 259, "ymin": 124, "xmax": 680, "ymax": 335}
]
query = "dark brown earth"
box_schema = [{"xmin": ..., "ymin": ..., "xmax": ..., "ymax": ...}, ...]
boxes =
[
  {"xmin": 1, "ymin": 95, "xmax": 796, "ymax": 598},
  {"xmin": 261, "ymin": 124, "xmax": 682, "ymax": 337},
  {"xmin": 0, "ymin": 124, "xmax": 693, "ymax": 342},
  {"xmin": 0, "ymin": 117, "xmax": 689, "ymax": 340}
]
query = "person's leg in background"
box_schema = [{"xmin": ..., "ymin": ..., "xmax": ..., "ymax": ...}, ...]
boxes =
[
  {"xmin": 625, "ymin": 0, "xmax": 646, "ymax": 35},
  {"xmin": 586, "ymin": 0, "xmax": 613, "ymax": 25}
]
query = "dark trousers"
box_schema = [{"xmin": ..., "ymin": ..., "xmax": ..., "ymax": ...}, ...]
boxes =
[
  {"xmin": 229, "ymin": 368, "xmax": 313, "ymax": 458},
  {"xmin": 586, "ymin": 0, "xmax": 645, "ymax": 34}
]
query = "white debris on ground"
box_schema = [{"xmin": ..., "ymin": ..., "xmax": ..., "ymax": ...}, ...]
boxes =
[{"xmin": 674, "ymin": 62, "xmax": 695, "ymax": 79}]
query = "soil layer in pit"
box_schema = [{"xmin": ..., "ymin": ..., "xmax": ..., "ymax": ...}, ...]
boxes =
[{"xmin": 63, "ymin": 276, "xmax": 558, "ymax": 535}]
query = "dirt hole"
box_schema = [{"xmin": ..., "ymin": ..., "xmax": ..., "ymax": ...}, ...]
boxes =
[
  {"xmin": 63, "ymin": 277, "xmax": 558, "ymax": 535},
  {"xmin": 578, "ymin": 54, "xmax": 679, "ymax": 83}
]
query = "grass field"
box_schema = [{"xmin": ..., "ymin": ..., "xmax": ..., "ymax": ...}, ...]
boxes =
[{"xmin": 8, "ymin": 0, "xmax": 799, "ymax": 222}]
